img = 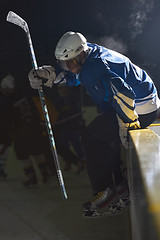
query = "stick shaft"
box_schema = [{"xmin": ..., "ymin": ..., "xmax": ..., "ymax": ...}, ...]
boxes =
[
  {"xmin": 6, "ymin": 11, "xmax": 68, "ymax": 199},
  {"xmin": 28, "ymin": 31, "xmax": 67, "ymax": 199},
  {"xmin": 38, "ymin": 88, "xmax": 67, "ymax": 199}
]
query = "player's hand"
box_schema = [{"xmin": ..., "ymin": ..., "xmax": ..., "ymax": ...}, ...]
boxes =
[
  {"xmin": 117, "ymin": 115, "xmax": 141, "ymax": 149},
  {"xmin": 28, "ymin": 65, "xmax": 56, "ymax": 89}
]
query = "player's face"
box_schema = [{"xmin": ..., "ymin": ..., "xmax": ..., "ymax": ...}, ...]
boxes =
[
  {"xmin": 57, "ymin": 52, "xmax": 85, "ymax": 74},
  {"xmin": 57, "ymin": 58, "xmax": 82, "ymax": 74}
]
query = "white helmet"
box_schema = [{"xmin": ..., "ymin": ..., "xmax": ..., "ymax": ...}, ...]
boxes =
[
  {"xmin": 55, "ymin": 31, "xmax": 88, "ymax": 61},
  {"xmin": 1, "ymin": 75, "xmax": 16, "ymax": 90}
]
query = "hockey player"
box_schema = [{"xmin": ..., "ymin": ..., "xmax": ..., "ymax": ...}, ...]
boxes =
[
  {"xmin": 0, "ymin": 75, "xmax": 14, "ymax": 179},
  {"xmin": 28, "ymin": 31, "xmax": 160, "ymax": 217},
  {"xmin": 0, "ymin": 75, "xmax": 52, "ymax": 186},
  {"xmin": 54, "ymin": 83, "xmax": 86, "ymax": 174}
]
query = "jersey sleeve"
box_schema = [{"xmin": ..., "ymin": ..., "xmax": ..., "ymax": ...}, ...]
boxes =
[
  {"xmin": 90, "ymin": 58, "xmax": 139, "ymax": 123},
  {"xmin": 108, "ymin": 70, "xmax": 138, "ymax": 123}
]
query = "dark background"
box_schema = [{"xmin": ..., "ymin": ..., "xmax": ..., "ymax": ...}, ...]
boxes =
[{"xmin": 1, "ymin": 0, "xmax": 160, "ymax": 93}]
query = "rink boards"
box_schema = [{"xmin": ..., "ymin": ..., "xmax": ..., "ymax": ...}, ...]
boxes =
[{"xmin": 127, "ymin": 125, "xmax": 160, "ymax": 240}]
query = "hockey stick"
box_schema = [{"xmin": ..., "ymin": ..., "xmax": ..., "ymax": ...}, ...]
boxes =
[
  {"xmin": 55, "ymin": 112, "xmax": 84, "ymax": 126},
  {"xmin": 6, "ymin": 11, "xmax": 68, "ymax": 199}
]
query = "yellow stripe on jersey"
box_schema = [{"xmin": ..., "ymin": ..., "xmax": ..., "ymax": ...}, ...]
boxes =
[
  {"xmin": 117, "ymin": 92, "xmax": 135, "ymax": 109},
  {"xmin": 114, "ymin": 94, "xmax": 138, "ymax": 121},
  {"xmin": 111, "ymin": 82, "xmax": 135, "ymax": 109}
]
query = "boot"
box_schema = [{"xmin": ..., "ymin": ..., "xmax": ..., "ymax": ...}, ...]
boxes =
[
  {"xmin": 0, "ymin": 168, "xmax": 7, "ymax": 179},
  {"xmin": 23, "ymin": 172, "xmax": 38, "ymax": 186},
  {"xmin": 76, "ymin": 159, "xmax": 86, "ymax": 175}
]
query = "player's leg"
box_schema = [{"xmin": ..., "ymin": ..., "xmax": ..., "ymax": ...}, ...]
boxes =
[{"xmin": 82, "ymin": 108, "xmax": 127, "ymax": 217}]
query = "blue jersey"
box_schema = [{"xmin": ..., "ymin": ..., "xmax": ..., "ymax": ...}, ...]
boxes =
[{"xmin": 56, "ymin": 43, "xmax": 160, "ymax": 123}]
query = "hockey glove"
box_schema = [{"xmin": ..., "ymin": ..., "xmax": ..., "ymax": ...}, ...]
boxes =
[
  {"xmin": 28, "ymin": 65, "xmax": 56, "ymax": 89},
  {"xmin": 117, "ymin": 114, "xmax": 141, "ymax": 149}
]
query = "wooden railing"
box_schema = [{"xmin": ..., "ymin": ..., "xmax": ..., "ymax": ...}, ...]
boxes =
[{"xmin": 127, "ymin": 126, "xmax": 160, "ymax": 240}]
